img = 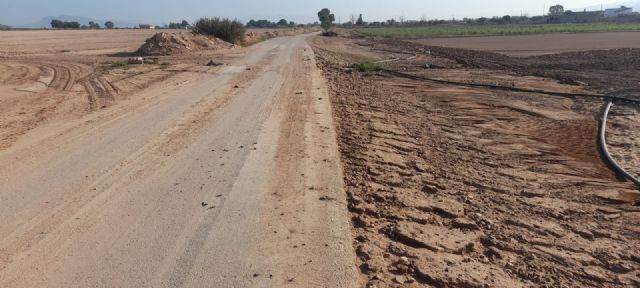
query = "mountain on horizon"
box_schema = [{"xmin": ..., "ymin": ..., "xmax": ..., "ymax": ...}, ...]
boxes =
[
  {"xmin": 20, "ymin": 15, "xmax": 141, "ymax": 28},
  {"xmin": 579, "ymin": 1, "xmax": 640, "ymax": 12}
]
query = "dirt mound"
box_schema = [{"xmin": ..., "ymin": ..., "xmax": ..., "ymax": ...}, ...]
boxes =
[{"xmin": 137, "ymin": 32, "xmax": 234, "ymax": 56}]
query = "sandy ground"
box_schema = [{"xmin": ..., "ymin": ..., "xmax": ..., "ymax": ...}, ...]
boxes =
[
  {"xmin": 311, "ymin": 35, "xmax": 640, "ymax": 287},
  {"xmin": 410, "ymin": 32, "xmax": 640, "ymax": 57},
  {"xmin": 0, "ymin": 29, "xmax": 163, "ymax": 56},
  {"xmin": 0, "ymin": 33, "xmax": 357, "ymax": 287},
  {"xmin": 0, "ymin": 28, "xmax": 317, "ymax": 150}
]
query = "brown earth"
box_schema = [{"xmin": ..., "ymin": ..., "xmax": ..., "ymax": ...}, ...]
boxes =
[
  {"xmin": 410, "ymin": 32, "xmax": 640, "ymax": 57},
  {"xmin": 0, "ymin": 33, "xmax": 357, "ymax": 287},
  {"xmin": 244, "ymin": 27, "xmax": 321, "ymax": 45},
  {"xmin": 367, "ymin": 37, "xmax": 640, "ymax": 100},
  {"xmin": 0, "ymin": 28, "xmax": 316, "ymax": 150},
  {"xmin": 137, "ymin": 31, "xmax": 236, "ymax": 56},
  {"xmin": 310, "ymin": 35, "xmax": 640, "ymax": 287}
]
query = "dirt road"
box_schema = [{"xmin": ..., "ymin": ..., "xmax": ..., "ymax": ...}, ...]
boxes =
[{"xmin": 0, "ymin": 34, "xmax": 356, "ymax": 287}]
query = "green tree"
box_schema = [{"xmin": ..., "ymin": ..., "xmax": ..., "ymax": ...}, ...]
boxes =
[
  {"xmin": 549, "ymin": 5, "xmax": 564, "ymax": 16},
  {"xmin": 104, "ymin": 21, "xmax": 114, "ymax": 29},
  {"xmin": 51, "ymin": 19, "xmax": 80, "ymax": 29},
  {"xmin": 356, "ymin": 14, "xmax": 364, "ymax": 26},
  {"xmin": 181, "ymin": 20, "xmax": 190, "ymax": 27},
  {"xmin": 317, "ymin": 8, "xmax": 335, "ymax": 32},
  {"xmin": 88, "ymin": 21, "xmax": 100, "ymax": 29},
  {"xmin": 50, "ymin": 19, "xmax": 63, "ymax": 28},
  {"xmin": 277, "ymin": 19, "xmax": 288, "ymax": 26}
]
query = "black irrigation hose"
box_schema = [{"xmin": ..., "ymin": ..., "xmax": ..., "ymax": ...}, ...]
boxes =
[
  {"xmin": 382, "ymin": 69, "xmax": 640, "ymax": 106},
  {"xmin": 599, "ymin": 101, "xmax": 640, "ymax": 187},
  {"xmin": 382, "ymin": 69, "xmax": 640, "ymax": 188}
]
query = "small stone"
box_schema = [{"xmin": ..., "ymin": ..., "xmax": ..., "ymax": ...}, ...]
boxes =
[
  {"xmin": 604, "ymin": 214, "xmax": 622, "ymax": 220},
  {"xmin": 422, "ymin": 184, "xmax": 438, "ymax": 194},
  {"xmin": 395, "ymin": 263, "xmax": 409, "ymax": 274},
  {"xmin": 394, "ymin": 275, "xmax": 407, "ymax": 284},
  {"xmin": 355, "ymin": 235, "xmax": 368, "ymax": 243},
  {"xmin": 206, "ymin": 60, "xmax": 223, "ymax": 66},
  {"xmin": 452, "ymin": 218, "xmax": 480, "ymax": 230},
  {"xmin": 319, "ymin": 196, "xmax": 336, "ymax": 201},
  {"xmin": 356, "ymin": 245, "xmax": 371, "ymax": 261},
  {"xmin": 575, "ymin": 229, "xmax": 595, "ymax": 240},
  {"xmin": 520, "ymin": 190, "xmax": 547, "ymax": 198},
  {"xmin": 485, "ymin": 247, "xmax": 503, "ymax": 259},
  {"xmin": 398, "ymin": 256, "xmax": 410, "ymax": 265},
  {"xmin": 597, "ymin": 207, "xmax": 622, "ymax": 214}
]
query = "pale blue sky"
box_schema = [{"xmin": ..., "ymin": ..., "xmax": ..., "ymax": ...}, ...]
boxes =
[{"xmin": 1, "ymin": 0, "xmax": 630, "ymax": 26}]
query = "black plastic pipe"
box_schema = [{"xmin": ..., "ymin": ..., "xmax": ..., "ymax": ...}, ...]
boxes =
[{"xmin": 599, "ymin": 101, "xmax": 640, "ymax": 187}]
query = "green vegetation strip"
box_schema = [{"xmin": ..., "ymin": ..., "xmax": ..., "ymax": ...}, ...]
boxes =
[
  {"xmin": 350, "ymin": 60, "xmax": 384, "ymax": 72},
  {"xmin": 355, "ymin": 23, "xmax": 640, "ymax": 37}
]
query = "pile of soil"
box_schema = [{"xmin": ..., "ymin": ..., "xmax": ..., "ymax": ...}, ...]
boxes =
[{"xmin": 137, "ymin": 32, "xmax": 234, "ymax": 56}]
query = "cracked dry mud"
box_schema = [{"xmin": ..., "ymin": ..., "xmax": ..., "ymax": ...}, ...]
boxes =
[{"xmin": 311, "ymin": 36, "xmax": 640, "ymax": 287}]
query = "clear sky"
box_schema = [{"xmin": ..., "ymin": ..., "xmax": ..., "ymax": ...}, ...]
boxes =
[{"xmin": 1, "ymin": 0, "xmax": 629, "ymax": 26}]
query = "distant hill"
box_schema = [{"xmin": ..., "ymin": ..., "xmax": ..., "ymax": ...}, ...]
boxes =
[
  {"xmin": 20, "ymin": 15, "xmax": 140, "ymax": 29},
  {"xmin": 579, "ymin": 1, "xmax": 640, "ymax": 12}
]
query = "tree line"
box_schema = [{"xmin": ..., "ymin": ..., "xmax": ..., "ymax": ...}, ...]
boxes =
[
  {"xmin": 50, "ymin": 19, "xmax": 116, "ymax": 29},
  {"xmin": 49, "ymin": 20, "xmax": 192, "ymax": 29},
  {"xmin": 328, "ymin": 4, "xmax": 640, "ymax": 28},
  {"xmin": 246, "ymin": 19, "xmax": 298, "ymax": 28}
]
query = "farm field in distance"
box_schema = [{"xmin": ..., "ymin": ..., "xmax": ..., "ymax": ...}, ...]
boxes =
[
  {"xmin": 409, "ymin": 31, "xmax": 640, "ymax": 56},
  {"xmin": 355, "ymin": 22, "xmax": 640, "ymax": 37}
]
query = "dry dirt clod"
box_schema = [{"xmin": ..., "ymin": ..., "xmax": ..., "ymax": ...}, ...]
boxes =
[
  {"xmin": 319, "ymin": 196, "xmax": 336, "ymax": 201},
  {"xmin": 206, "ymin": 60, "xmax": 224, "ymax": 66}
]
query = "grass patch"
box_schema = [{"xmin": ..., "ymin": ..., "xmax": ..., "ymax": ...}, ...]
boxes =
[
  {"xmin": 354, "ymin": 23, "xmax": 640, "ymax": 38},
  {"xmin": 104, "ymin": 61, "xmax": 132, "ymax": 70},
  {"xmin": 322, "ymin": 31, "xmax": 338, "ymax": 37},
  {"xmin": 350, "ymin": 60, "xmax": 384, "ymax": 72}
]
